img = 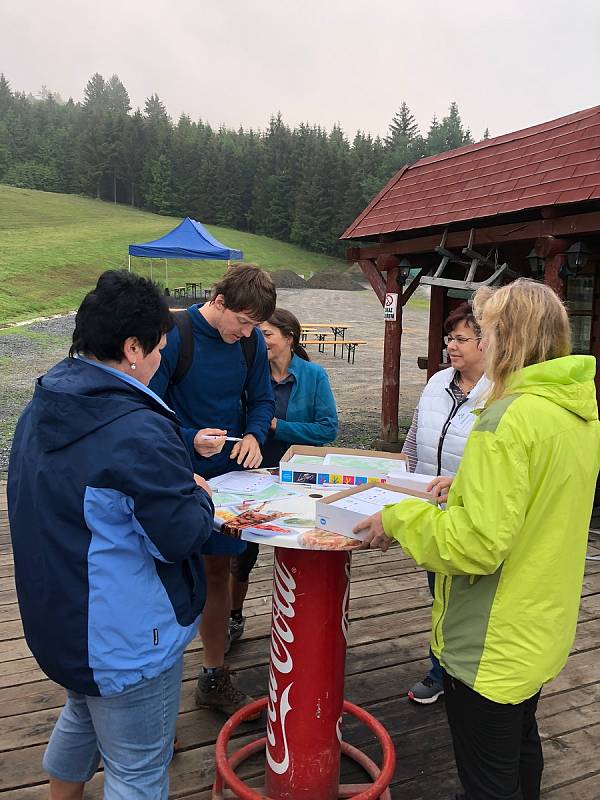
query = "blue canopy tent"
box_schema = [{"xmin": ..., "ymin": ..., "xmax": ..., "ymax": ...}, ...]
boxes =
[{"xmin": 128, "ymin": 217, "xmax": 243, "ymax": 290}]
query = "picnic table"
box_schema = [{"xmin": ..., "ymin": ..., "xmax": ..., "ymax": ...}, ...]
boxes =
[
  {"xmin": 212, "ymin": 482, "xmax": 395, "ymax": 800},
  {"xmin": 301, "ymin": 323, "xmax": 352, "ymax": 356},
  {"xmin": 185, "ymin": 281, "xmax": 201, "ymax": 299}
]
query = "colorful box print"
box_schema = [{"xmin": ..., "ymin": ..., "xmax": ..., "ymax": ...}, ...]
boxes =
[
  {"xmin": 292, "ymin": 471, "xmax": 317, "ymax": 484},
  {"xmin": 281, "ymin": 471, "xmax": 293, "ymax": 483},
  {"xmin": 342, "ymin": 475, "xmax": 355, "ymax": 485},
  {"xmin": 317, "ymin": 474, "xmax": 329, "ymax": 484},
  {"xmin": 355, "ymin": 476, "xmax": 367, "ymax": 485},
  {"xmin": 330, "ymin": 474, "xmax": 342, "ymax": 484}
]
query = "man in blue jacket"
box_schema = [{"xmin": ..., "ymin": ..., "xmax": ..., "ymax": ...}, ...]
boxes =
[{"xmin": 150, "ymin": 264, "xmax": 276, "ymax": 716}]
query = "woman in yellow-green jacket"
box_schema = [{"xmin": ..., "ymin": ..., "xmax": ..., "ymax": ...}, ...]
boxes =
[{"xmin": 355, "ymin": 278, "xmax": 600, "ymax": 800}]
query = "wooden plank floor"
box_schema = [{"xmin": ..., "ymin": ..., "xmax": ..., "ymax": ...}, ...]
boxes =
[{"xmin": 1, "ymin": 481, "xmax": 600, "ymax": 798}]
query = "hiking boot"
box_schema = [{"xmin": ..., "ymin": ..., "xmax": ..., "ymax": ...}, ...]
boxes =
[
  {"xmin": 194, "ymin": 667, "xmax": 260, "ymax": 720},
  {"xmin": 408, "ymin": 675, "xmax": 444, "ymax": 705},
  {"xmin": 228, "ymin": 615, "xmax": 246, "ymax": 644}
]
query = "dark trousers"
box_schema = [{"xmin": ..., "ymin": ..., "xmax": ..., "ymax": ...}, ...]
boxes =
[
  {"xmin": 426, "ymin": 571, "xmax": 443, "ymax": 684},
  {"xmin": 230, "ymin": 541, "xmax": 260, "ymax": 584},
  {"xmin": 443, "ymin": 672, "xmax": 543, "ymax": 800}
]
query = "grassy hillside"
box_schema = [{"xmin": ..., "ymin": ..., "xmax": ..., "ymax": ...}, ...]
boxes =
[{"xmin": 0, "ymin": 186, "xmax": 344, "ymax": 324}]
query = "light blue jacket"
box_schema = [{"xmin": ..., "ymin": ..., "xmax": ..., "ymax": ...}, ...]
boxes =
[{"xmin": 273, "ymin": 354, "xmax": 338, "ymax": 445}]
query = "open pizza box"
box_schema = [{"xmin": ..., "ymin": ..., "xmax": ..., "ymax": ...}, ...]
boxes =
[{"xmin": 279, "ymin": 445, "xmax": 408, "ymax": 487}]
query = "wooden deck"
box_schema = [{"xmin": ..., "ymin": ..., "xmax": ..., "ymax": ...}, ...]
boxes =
[{"xmin": 1, "ymin": 481, "xmax": 600, "ymax": 799}]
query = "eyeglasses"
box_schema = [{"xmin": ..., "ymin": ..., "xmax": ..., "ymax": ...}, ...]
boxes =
[{"xmin": 444, "ymin": 334, "xmax": 481, "ymax": 346}]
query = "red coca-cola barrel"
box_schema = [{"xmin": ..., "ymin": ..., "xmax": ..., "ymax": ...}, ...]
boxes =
[{"xmin": 265, "ymin": 547, "xmax": 351, "ymax": 799}]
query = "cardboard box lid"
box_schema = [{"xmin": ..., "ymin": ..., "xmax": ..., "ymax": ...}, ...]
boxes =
[
  {"xmin": 316, "ymin": 481, "xmax": 435, "ymax": 508},
  {"xmin": 281, "ymin": 444, "xmax": 407, "ymax": 464}
]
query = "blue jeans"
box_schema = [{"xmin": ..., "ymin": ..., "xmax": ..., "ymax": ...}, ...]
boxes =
[
  {"xmin": 427, "ymin": 571, "xmax": 444, "ymax": 685},
  {"xmin": 43, "ymin": 657, "xmax": 183, "ymax": 798}
]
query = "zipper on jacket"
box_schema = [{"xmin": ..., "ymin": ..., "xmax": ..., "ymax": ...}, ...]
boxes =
[
  {"xmin": 436, "ymin": 389, "xmax": 467, "ymax": 476},
  {"xmin": 433, "ymin": 575, "xmax": 448, "ymax": 650}
]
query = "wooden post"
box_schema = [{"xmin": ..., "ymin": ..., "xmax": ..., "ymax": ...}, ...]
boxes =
[
  {"xmin": 380, "ymin": 267, "xmax": 401, "ymax": 447},
  {"xmin": 427, "ymin": 286, "xmax": 446, "ymax": 380},
  {"xmin": 543, "ymin": 254, "xmax": 567, "ymax": 300}
]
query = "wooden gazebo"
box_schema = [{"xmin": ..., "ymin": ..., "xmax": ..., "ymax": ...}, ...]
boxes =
[{"xmin": 340, "ymin": 105, "xmax": 600, "ymax": 448}]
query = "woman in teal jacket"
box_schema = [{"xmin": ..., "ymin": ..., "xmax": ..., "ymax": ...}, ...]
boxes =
[{"xmin": 228, "ymin": 309, "xmax": 338, "ymax": 643}]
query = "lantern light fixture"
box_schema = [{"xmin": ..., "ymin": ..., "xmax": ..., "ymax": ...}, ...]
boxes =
[
  {"xmin": 526, "ymin": 248, "xmax": 545, "ymax": 280},
  {"xmin": 565, "ymin": 241, "xmax": 591, "ymax": 275}
]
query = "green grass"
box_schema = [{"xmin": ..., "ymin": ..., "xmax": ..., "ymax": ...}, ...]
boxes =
[{"xmin": 0, "ymin": 186, "xmax": 345, "ymax": 324}]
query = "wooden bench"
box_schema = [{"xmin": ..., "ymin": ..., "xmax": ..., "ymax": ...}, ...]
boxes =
[
  {"xmin": 301, "ymin": 331, "xmax": 332, "ymax": 353},
  {"xmin": 338, "ymin": 339, "xmax": 368, "ymax": 364},
  {"xmin": 303, "ymin": 338, "xmax": 368, "ymax": 364}
]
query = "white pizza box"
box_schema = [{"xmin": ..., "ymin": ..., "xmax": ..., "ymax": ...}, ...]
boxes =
[
  {"xmin": 279, "ymin": 445, "xmax": 408, "ymax": 487},
  {"xmin": 387, "ymin": 470, "xmax": 434, "ymax": 493},
  {"xmin": 315, "ymin": 482, "xmax": 436, "ymax": 541}
]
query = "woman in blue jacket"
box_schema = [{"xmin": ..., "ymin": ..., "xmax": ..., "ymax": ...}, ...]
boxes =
[
  {"xmin": 228, "ymin": 308, "xmax": 338, "ymax": 643},
  {"xmin": 8, "ymin": 271, "xmax": 214, "ymax": 800}
]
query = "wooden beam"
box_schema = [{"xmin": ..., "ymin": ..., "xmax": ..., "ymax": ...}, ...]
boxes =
[
  {"xmin": 344, "ymin": 211, "xmax": 600, "ymax": 263},
  {"xmin": 400, "ymin": 269, "xmax": 424, "ymax": 307},
  {"xmin": 544, "ymin": 254, "xmax": 567, "ymax": 300},
  {"xmin": 358, "ymin": 259, "xmax": 386, "ymax": 305},
  {"xmin": 427, "ymin": 286, "xmax": 446, "ymax": 381},
  {"xmin": 380, "ymin": 268, "xmax": 402, "ymax": 445}
]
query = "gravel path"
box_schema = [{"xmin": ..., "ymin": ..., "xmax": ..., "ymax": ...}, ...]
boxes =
[{"xmin": 0, "ymin": 288, "xmax": 429, "ymax": 478}]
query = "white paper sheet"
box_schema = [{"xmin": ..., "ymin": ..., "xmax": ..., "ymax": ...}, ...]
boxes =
[
  {"xmin": 330, "ymin": 487, "xmax": 418, "ymax": 515},
  {"xmin": 208, "ymin": 471, "xmax": 277, "ymax": 495}
]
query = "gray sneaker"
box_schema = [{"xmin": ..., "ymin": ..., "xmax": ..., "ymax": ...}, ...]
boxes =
[
  {"xmin": 408, "ymin": 675, "xmax": 444, "ymax": 704},
  {"xmin": 229, "ymin": 615, "xmax": 246, "ymax": 644},
  {"xmin": 194, "ymin": 667, "xmax": 260, "ymax": 720}
]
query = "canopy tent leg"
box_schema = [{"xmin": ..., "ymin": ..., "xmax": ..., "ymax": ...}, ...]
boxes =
[
  {"xmin": 128, "ymin": 255, "xmax": 131, "ymax": 272},
  {"xmin": 165, "ymin": 259, "xmax": 168, "ymax": 290},
  {"xmin": 150, "ymin": 260, "xmax": 153, "ymax": 281}
]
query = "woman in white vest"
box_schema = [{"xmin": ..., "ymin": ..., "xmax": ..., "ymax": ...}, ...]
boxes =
[{"xmin": 402, "ymin": 302, "xmax": 490, "ymax": 704}]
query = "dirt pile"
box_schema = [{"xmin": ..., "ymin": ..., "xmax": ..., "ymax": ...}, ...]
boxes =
[
  {"xmin": 306, "ymin": 270, "xmax": 365, "ymax": 291},
  {"xmin": 270, "ymin": 270, "xmax": 308, "ymax": 289}
]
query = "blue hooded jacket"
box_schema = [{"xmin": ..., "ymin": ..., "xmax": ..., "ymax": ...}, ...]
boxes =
[{"xmin": 8, "ymin": 357, "xmax": 214, "ymax": 697}]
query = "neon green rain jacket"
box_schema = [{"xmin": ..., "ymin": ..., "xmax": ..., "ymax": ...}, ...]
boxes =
[{"xmin": 382, "ymin": 355, "xmax": 600, "ymax": 704}]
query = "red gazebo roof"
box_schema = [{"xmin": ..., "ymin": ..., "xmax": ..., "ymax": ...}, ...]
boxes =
[{"xmin": 341, "ymin": 105, "xmax": 600, "ymax": 240}]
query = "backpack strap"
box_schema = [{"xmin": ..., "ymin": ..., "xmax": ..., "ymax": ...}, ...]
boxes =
[
  {"xmin": 170, "ymin": 314, "xmax": 257, "ymax": 393},
  {"xmin": 240, "ymin": 331, "xmax": 257, "ymax": 381},
  {"xmin": 171, "ymin": 311, "xmax": 194, "ymax": 386}
]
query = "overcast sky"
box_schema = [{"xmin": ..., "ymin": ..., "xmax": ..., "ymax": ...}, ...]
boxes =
[{"xmin": 2, "ymin": 0, "xmax": 599, "ymax": 141}]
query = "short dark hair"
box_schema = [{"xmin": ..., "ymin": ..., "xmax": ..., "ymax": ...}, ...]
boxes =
[
  {"xmin": 268, "ymin": 308, "xmax": 310, "ymax": 361},
  {"xmin": 444, "ymin": 301, "xmax": 481, "ymax": 337},
  {"xmin": 211, "ymin": 265, "xmax": 276, "ymax": 322},
  {"xmin": 69, "ymin": 270, "xmax": 172, "ymax": 361}
]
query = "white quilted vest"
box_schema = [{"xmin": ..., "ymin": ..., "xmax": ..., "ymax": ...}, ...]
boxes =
[{"xmin": 415, "ymin": 367, "xmax": 491, "ymax": 477}]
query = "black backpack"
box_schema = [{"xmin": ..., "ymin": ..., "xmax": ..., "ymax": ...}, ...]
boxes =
[{"xmin": 170, "ymin": 310, "xmax": 257, "ymax": 387}]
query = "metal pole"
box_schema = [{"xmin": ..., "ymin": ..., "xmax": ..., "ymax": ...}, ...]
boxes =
[
  {"xmin": 165, "ymin": 259, "xmax": 168, "ymax": 290},
  {"xmin": 128, "ymin": 255, "xmax": 131, "ymax": 272}
]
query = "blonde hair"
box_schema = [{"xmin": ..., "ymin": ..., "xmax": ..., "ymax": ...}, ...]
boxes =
[{"xmin": 472, "ymin": 278, "xmax": 572, "ymax": 404}]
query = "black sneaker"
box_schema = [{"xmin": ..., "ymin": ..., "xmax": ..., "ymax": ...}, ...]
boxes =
[
  {"xmin": 194, "ymin": 667, "xmax": 260, "ymax": 720},
  {"xmin": 408, "ymin": 675, "xmax": 444, "ymax": 704},
  {"xmin": 229, "ymin": 614, "xmax": 246, "ymax": 644}
]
